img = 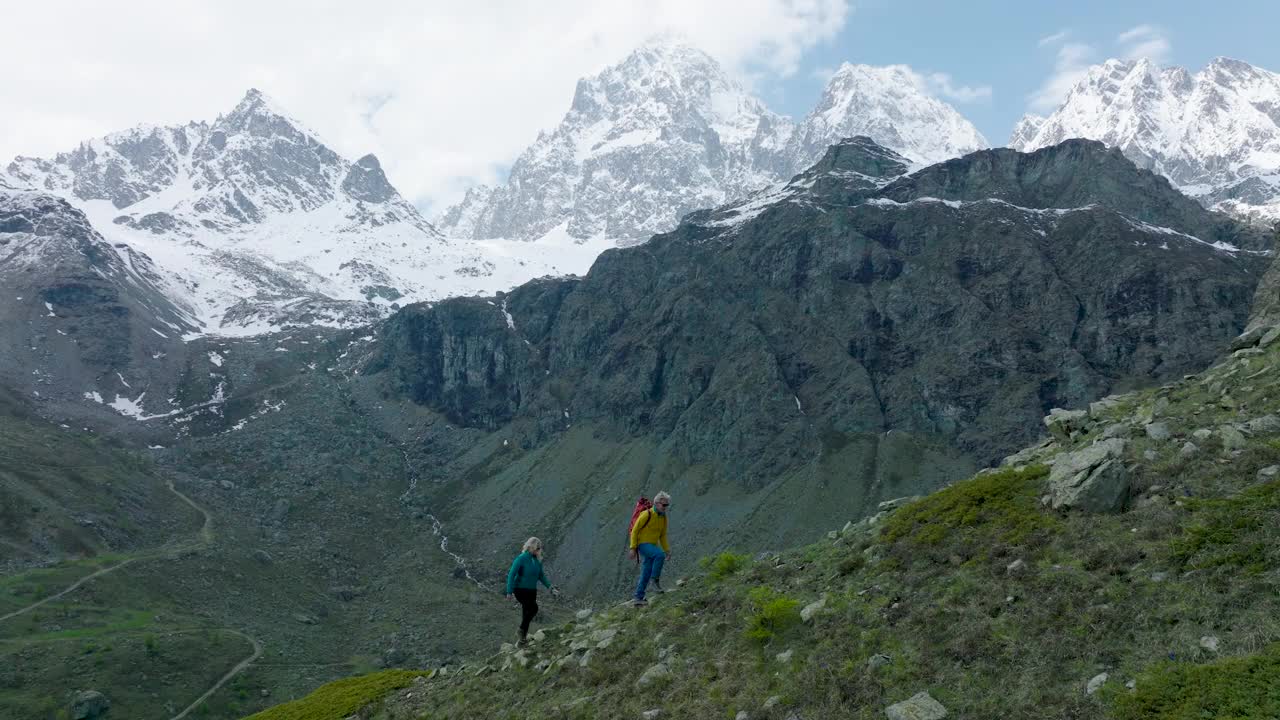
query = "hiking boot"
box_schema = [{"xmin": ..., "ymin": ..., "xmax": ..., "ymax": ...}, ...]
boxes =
[
  {"xmin": 517, "ymin": 637, "xmax": 528, "ymax": 648},
  {"xmin": 652, "ymin": 578, "xmax": 665, "ymax": 594},
  {"xmin": 631, "ymin": 598, "xmax": 648, "ymax": 607}
]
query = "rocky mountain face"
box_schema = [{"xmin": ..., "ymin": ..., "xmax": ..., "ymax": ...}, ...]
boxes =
[
  {"xmin": 437, "ymin": 41, "xmax": 988, "ymax": 244},
  {"xmin": 1010, "ymin": 57, "xmax": 1280, "ymax": 226},
  {"xmin": 4, "ymin": 91, "xmax": 602, "ymax": 338},
  {"xmin": 367, "ymin": 138, "xmax": 1268, "ymax": 592},
  {"xmin": 0, "ymin": 190, "xmax": 196, "ymax": 423}
]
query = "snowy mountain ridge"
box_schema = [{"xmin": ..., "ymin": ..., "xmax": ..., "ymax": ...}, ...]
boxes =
[
  {"xmin": 1010, "ymin": 56, "xmax": 1280, "ymax": 225},
  {"xmin": 437, "ymin": 40, "xmax": 989, "ymax": 243},
  {"xmin": 4, "ymin": 90, "xmax": 611, "ymax": 336}
]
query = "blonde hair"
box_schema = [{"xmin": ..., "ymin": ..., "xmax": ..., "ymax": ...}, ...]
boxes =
[{"xmin": 522, "ymin": 537, "xmax": 543, "ymax": 556}]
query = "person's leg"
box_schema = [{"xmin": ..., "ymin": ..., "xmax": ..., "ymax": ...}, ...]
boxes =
[
  {"xmin": 649, "ymin": 549, "xmax": 666, "ymax": 589},
  {"xmin": 634, "ymin": 544, "xmax": 656, "ymax": 600},
  {"xmin": 515, "ymin": 589, "xmax": 537, "ymax": 639}
]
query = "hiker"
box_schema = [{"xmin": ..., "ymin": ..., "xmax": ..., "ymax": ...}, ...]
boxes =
[
  {"xmin": 505, "ymin": 536, "xmax": 558, "ymax": 645},
  {"xmin": 628, "ymin": 491, "xmax": 672, "ymax": 605}
]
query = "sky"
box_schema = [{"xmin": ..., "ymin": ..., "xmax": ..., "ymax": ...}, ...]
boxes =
[{"xmin": 3, "ymin": 1, "xmax": 1279, "ymax": 216}]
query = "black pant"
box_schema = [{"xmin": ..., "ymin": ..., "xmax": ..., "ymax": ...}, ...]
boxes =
[{"xmin": 514, "ymin": 588, "xmax": 538, "ymax": 637}]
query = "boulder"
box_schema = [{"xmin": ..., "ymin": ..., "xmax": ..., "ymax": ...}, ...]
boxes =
[
  {"xmin": 1258, "ymin": 466, "xmax": 1279, "ymax": 481},
  {"xmin": 637, "ymin": 663, "xmax": 670, "ymax": 687},
  {"xmin": 1179, "ymin": 442, "xmax": 1199, "ymax": 459},
  {"xmin": 1230, "ymin": 326, "xmax": 1266, "ymax": 350},
  {"xmin": 1261, "ymin": 327, "xmax": 1280, "ymax": 348},
  {"xmin": 1244, "ymin": 415, "xmax": 1280, "ymax": 435},
  {"xmin": 800, "ymin": 594, "xmax": 828, "ymax": 623},
  {"xmin": 868, "ymin": 653, "xmax": 893, "ymax": 669},
  {"xmin": 575, "ymin": 608, "xmax": 593, "ymax": 620},
  {"xmin": 1144, "ymin": 422, "xmax": 1171, "ymax": 441},
  {"xmin": 775, "ymin": 649, "xmax": 794, "ymax": 663},
  {"xmin": 1199, "ymin": 635, "xmax": 1221, "ymax": 652},
  {"xmin": 885, "ymin": 691, "xmax": 948, "ymax": 720},
  {"xmin": 1045, "ymin": 408, "xmax": 1089, "ymax": 442},
  {"xmin": 642, "ymin": 710, "xmax": 662, "ymax": 720},
  {"xmin": 1089, "ymin": 396, "xmax": 1124, "ymax": 418},
  {"xmin": 1192, "ymin": 428, "xmax": 1214, "ymax": 441},
  {"xmin": 1086, "ymin": 672, "xmax": 1109, "ymax": 695},
  {"xmin": 1220, "ymin": 425, "xmax": 1247, "ymax": 452},
  {"xmin": 70, "ymin": 691, "xmax": 109, "ymax": 720},
  {"xmin": 763, "ymin": 696, "xmax": 782, "ymax": 710},
  {"xmin": 1048, "ymin": 439, "xmax": 1130, "ymax": 512}
]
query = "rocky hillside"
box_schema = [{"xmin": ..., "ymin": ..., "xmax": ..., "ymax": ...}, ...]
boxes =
[
  {"xmin": 251, "ymin": 279, "xmax": 1280, "ymax": 720},
  {"xmin": 359, "ymin": 138, "xmax": 1269, "ymax": 598},
  {"xmin": 1011, "ymin": 57, "xmax": 1280, "ymax": 226}
]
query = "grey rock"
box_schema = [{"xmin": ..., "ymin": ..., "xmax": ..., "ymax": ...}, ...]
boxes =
[
  {"xmin": 1143, "ymin": 449, "xmax": 1159, "ymax": 461},
  {"xmin": 1232, "ymin": 326, "xmax": 1268, "ymax": 350},
  {"xmin": 1199, "ymin": 635, "xmax": 1221, "ymax": 652},
  {"xmin": 1257, "ymin": 465, "xmax": 1280, "ymax": 480},
  {"xmin": 763, "ymin": 696, "xmax": 782, "ymax": 710},
  {"xmin": 868, "ymin": 653, "xmax": 894, "ymax": 669},
  {"xmin": 575, "ymin": 608, "xmax": 593, "ymax": 620},
  {"xmin": 70, "ymin": 690, "xmax": 109, "ymax": 720},
  {"xmin": 1244, "ymin": 414, "xmax": 1280, "ymax": 435},
  {"xmin": 642, "ymin": 711, "xmax": 662, "ymax": 720},
  {"xmin": 1086, "ymin": 672, "xmax": 1109, "ymax": 695},
  {"xmin": 1261, "ymin": 326, "xmax": 1280, "ymax": 348},
  {"xmin": 1089, "ymin": 395, "xmax": 1124, "ymax": 418},
  {"xmin": 885, "ymin": 691, "xmax": 948, "ymax": 720},
  {"xmin": 1045, "ymin": 408, "xmax": 1090, "ymax": 442},
  {"xmin": 1006, "ymin": 559, "xmax": 1027, "ymax": 575},
  {"xmin": 736, "ymin": 712, "xmax": 750, "ymax": 720},
  {"xmin": 1220, "ymin": 425, "xmax": 1248, "ymax": 452},
  {"xmin": 1144, "ymin": 422, "xmax": 1172, "ymax": 441},
  {"xmin": 1048, "ymin": 439, "xmax": 1130, "ymax": 512},
  {"xmin": 775, "ymin": 649, "xmax": 794, "ymax": 663},
  {"xmin": 1192, "ymin": 428, "xmax": 1215, "ymax": 441},
  {"xmin": 800, "ymin": 594, "xmax": 828, "ymax": 623},
  {"xmin": 1180, "ymin": 442, "xmax": 1199, "ymax": 459},
  {"xmin": 637, "ymin": 663, "xmax": 670, "ymax": 687}
]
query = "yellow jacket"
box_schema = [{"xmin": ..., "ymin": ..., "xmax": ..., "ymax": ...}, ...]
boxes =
[{"xmin": 630, "ymin": 508, "xmax": 669, "ymax": 553}]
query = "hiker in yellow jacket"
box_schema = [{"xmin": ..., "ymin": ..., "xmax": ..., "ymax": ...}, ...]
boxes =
[{"xmin": 628, "ymin": 491, "xmax": 671, "ymax": 605}]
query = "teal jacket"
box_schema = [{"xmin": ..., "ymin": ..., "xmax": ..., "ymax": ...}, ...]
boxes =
[{"xmin": 506, "ymin": 551, "xmax": 552, "ymax": 594}]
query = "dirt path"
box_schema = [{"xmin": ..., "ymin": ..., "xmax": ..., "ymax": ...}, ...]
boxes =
[
  {"xmin": 2, "ymin": 473, "xmax": 264, "ymax": 718},
  {"xmin": 0, "ymin": 557, "xmax": 139, "ymax": 623},
  {"xmin": 170, "ymin": 629, "xmax": 263, "ymax": 720}
]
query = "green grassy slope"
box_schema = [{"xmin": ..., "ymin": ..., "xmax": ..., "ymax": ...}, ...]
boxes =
[{"xmin": 255, "ymin": 326, "xmax": 1280, "ymax": 719}]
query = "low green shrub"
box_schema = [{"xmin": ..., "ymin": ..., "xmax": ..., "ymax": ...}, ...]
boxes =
[
  {"xmin": 1111, "ymin": 644, "xmax": 1280, "ymax": 719},
  {"xmin": 1172, "ymin": 479, "xmax": 1280, "ymax": 574},
  {"xmin": 881, "ymin": 465, "xmax": 1055, "ymax": 554},
  {"xmin": 702, "ymin": 552, "xmax": 750, "ymax": 581},
  {"xmin": 244, "ymin": 669, "xmax": 428, "ymax": 720},
  {"xmin": 743, "ymin": 586, "xmax": 800, "ymax": 643}
]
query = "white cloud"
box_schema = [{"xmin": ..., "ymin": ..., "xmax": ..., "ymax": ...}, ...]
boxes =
[
  {"xmin": 1117, "ymin": 24, "xmax": 1172, "ymax": 63},
  {"xmin": 921, "ymin": 72, "xmax": 993, "ymax": 103},
  {"xmin": 0, "ymin": 0, "xmax": 850, "ymax": 215},
  {"xmin": 1037, "ymin": 29, "xmax": 1070, "ymax": 48},
  {"xmin": 1029, "ymin": 37, "xmax": 1097, "ymax": 112}
]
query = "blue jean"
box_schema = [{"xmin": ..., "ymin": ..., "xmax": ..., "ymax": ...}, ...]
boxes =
[{"xmin": 634, "ymin": 543, "xmax": 666, "ymax": 600}]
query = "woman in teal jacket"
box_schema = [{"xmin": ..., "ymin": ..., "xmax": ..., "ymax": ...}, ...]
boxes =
[{"xmin": 505, "ymin": 536, "xmax": 559, "ymax": 645}]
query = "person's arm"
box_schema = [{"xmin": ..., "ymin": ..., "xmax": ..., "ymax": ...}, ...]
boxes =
[
  {"xmin": 660, "ymin": 516, "xmax": 670, "ymax": 554},
  {"xmin": 538, "ymin": 565, "xmax": 552, "ymax": 590},
  {"xmin": 505, "ymin": 556, "xmax": 521, "ymax": 595}
]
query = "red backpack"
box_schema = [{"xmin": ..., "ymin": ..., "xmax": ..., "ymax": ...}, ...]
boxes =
[{"xmin": 627, "ymin": 497, "xmax": 653, "ymax": 562}]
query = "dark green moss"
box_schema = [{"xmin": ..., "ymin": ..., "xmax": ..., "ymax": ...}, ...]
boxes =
[
  {"xmin": 1172, "ymin": 480, "xmax": 1280, "ymax": 574},
  {"xmin": 1111, "ymin": 645, "xmax": 1280, "ymax": 720},
  {"xmin": 881, "ymin": 465, "xmax": 1055, "ymax": 554}
]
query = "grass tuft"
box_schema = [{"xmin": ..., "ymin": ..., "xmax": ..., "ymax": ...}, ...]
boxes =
[
  {"xmin": 1111, "ymin": 644, "xmax": 1280, "ymax": 720},
  {"xmin": 243, "ymin": 669, "xmax": 428, "ymax": 720}
]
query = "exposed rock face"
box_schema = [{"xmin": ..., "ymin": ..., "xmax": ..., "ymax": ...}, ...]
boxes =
[
  {"xmin": 1048, "ymin": 439, "xmax": 1130, "ymax": 512},
  {"xmin": 0, "ymin": 191, "xmax": 195, "ymax": 420},
  {"xmin": 70, "ymin": 690, "xmax": 109, "ymax": 720}
]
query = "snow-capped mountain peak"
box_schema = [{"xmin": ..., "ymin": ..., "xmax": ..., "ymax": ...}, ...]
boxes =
[
  {"xmin": 437, "ymin": 41, "xmax": 989, "ymax": 244},
  {"xmin": 1010, "ymin": 56, "xmax": 1280, "ymax": 224},
  {"xmin": 438, "ymin": 38, "xmax": 794, "ymax": 243},
  {"xmin": 789, "ymin": 63, "xmax": 989, "ymax": 168},
  {"xmin": 5, "ymin": 90, "xmax": 606, "ymax": 338}
]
